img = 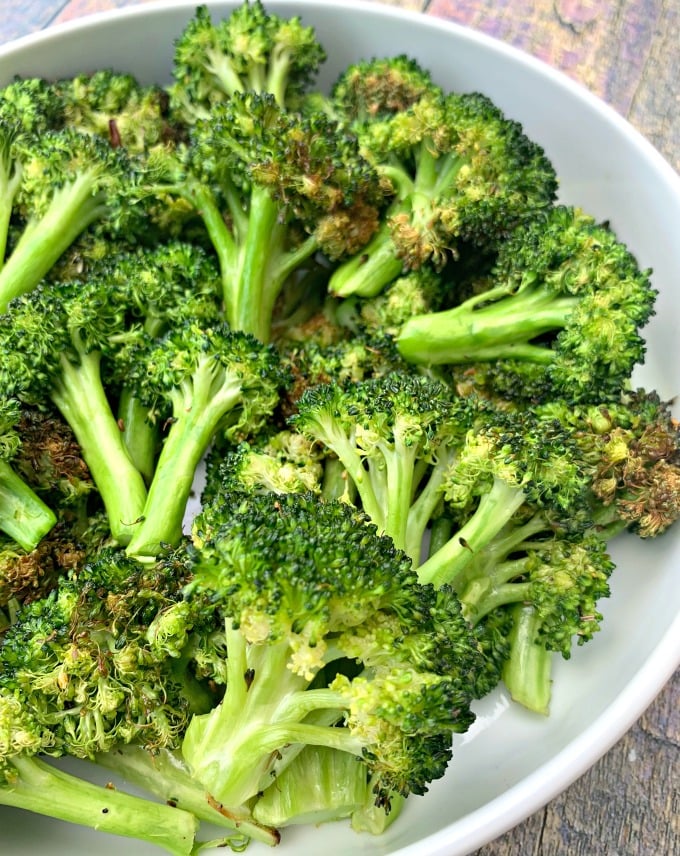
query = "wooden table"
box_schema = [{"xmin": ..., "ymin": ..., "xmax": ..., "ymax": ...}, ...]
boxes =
[{"xmin": 2, "ymin": 2, "xmax": 678, "ymax": 855}]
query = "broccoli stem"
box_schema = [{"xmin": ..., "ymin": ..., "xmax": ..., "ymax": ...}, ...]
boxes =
[
  {"xmin": 397, "ymin": 288, "xmax": 578, "ymax": 366},
  {"xmin": 328, "ymin": 217, "xmax": 406, "ymax": 298},
  {"xmin": 182, "ymin": 627, "xmax": 361, "ymax": 810},
  {"xmin": 0, "ymin": 460, "xmax": 57, "ymax": 551},
  {"xmin": 458, "ymin": 560, "xmax": 533, "ymax": 626},
  {"xmin": 181, "ymin": 181, "xmax": 318, "ymax": 342},
  {"xmin": 117, "ymin": 389, "xmax": 158, "ymax": 486},
  {"xmin": 125, "ymin": 369, "xmax": 245, "ymax": 558},
  {"xmin": 0, "ymin": 149, "xmax": 21, "ymax": 272},
  {"xmin": 94, "ymin": 745, "xmax": 280, "ymax": 847},
  {"xmin": 417, "ymin": 478, "xmax": 527, "ymax": 588},
  {"xmin": 0, "ymin": 175, "xmax": 108, "ymax": 312},
  {"xmin": 49, "ymin": 353, "xmax": 147, "ymax": 546},
  {"xmin": 377, "ymin": 435, "xmax": 421, "ymax": 554},
  {"xmin": 404, "ymin": 452, "xmax": 457, "ymax": 565},
  {"xmin": 0, "ymin": 755, "xmax": 199, "ymax": 855},
  {"xmin": 501, "ymin": 603, "xmax": 553, "ymax": 715},
  {"xmin": 232, "ymin": 187, "xmax": 284, "ymax": 341},
  {"xmin": 252, "ymin": 745, "xmax": 369, "ymax": 829}
]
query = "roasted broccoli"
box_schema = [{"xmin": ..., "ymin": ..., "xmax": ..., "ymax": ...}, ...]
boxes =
[
  {"xmin": 327, "ymin": 66, "xmax": 557, "ymax": 298},
  {"xmin": 397, "ymin": 206, "xmax": 657, "ymax": 402},
  {"xmin": 146, "ymin": 89, "xmax": 386, "ymax": 341},
  {"xmin": 181, "ymin": 491, "xmax": 483, "ymax": 823}
]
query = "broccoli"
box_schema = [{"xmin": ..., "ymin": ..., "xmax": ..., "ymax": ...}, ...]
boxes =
[
  {"xmin": 202, "ymin": 429, "xmax": 329, "ymax": 505},
  {"xmin": 0, "ymin": 99, "xmax": 141, "ymax": 311},
  {"xmin": 0, "ymin": 397, "xmax": 57, "ymax": 552},
  {"xmin": 0, "ymin": 548, "xmax": 208, "ymax": 756},
  {"xmin": 177, "ymin": 491, "xmax": 483, "ymax": 823},
  {"xmin": 98, "ymin": 240, "xmax": 223, "ymax": 484},
  {"xmin": 252, "ymin": 743, "xmax": 405, "ymax": 833},
  {"xmin": 0, "ymin": 546, "xmax": 279, "ymax": 850},
  {"xmin": 334, "ymin": 266, "xmax": 449, "ymax": 338},
  {"xmin": 291, "ymin": 372, "xmax": 461, "ymax": 562},
  {"xmin": 535, "ymin": 388, "xmax": 680, "ymax": 538},
  {"xmin": 0, "ymin": 698, "xmax": 200, "ymax": 856},
  {"xmin": 397, "ymin": 206, "xmax": 657, "ymax": 402},
  {"xmin": 169, "ymin": 1, "xmax": 326, "ymax": 121},
  {"xmin": 327, "ymin": 80, "xmax": 557, "ymax": 299},
  {"xmin": 54, "ymin": 69, "xmax": 175, "ymax": 154},
  {"xmin": 145, "ymin": 89, "xmax": 386, "ymax": 341},
  {"xmin": 121, "ymin": 323, "xmax": 287, "ymax": 558},
  {"xmin": 0, "ymin": 280, "xmax": 148, "ymax": 545}
]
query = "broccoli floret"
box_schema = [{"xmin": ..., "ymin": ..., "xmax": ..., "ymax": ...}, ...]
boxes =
[
  {"xmin": 202, "ymin": 429, "xmax": 329, "ymax": 505},
  {"xmin": 0, "ymin": 547, "xmax": 212, "ymax": 757},
  {"xmin": 536, "ymin": 388, "xmax": 680, "ymax": 537},
  {"xmin": 0, "ymin": 696, "xmax": 200, "ymax": 856},
  {"xmin": 122, "ymin": 323, "xmax": 287, "ymax": 558},
  {"xmin": 0, "ymin": 115, "xmax": 141, "ymax": 312},
  {"xmin": 178, "ymin": 491, "xmax": 483, "ymax": 822},
  {"xmin": 328, "ymin": 54, "xmax": 440, "ymax": 123},
  {"xmin": 291, "ymin": 372, "xmax": 462, "ymax": 562},
  {"xmin": 54, "ymin": 69, "xmax": 175, "ymax": 154},
  {"xmin": 98, "ymin": 240, "xmax": 222, "ymax": 484},
  {"xmin": 0, "ymin": 281, "xmax": 148, "ymax": 545},
  {"xmin": 169, "ymin": 2, "xmax": 326, "ymax": 121},
  {"xmin": 397, "ymin": 206, "xmax": 657, "ymax": 402},
  {"xmin": 145, "ymin": 90, "xmax": 386, "ymax": 341},
  {"xmin": 0, "ymin": 397, "xmax": 57, "ymax": 552},
  {"xmin": 328, "ymin": 87, "xmax": 557, "ymax": 298}
]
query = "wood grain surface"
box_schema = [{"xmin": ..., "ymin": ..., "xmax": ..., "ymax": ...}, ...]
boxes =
[{"xmin": 0, "ymin": 2, "xmax": 678, "ymax": 855}]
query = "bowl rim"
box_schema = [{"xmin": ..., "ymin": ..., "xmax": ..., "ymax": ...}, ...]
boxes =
[{"xmin": 0, "ymin": 3, "xmax": 678, "ymax": 855}]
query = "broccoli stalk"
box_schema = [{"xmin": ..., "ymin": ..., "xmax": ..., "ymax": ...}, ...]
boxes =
[
  {"xmin": 123, "ymin": 324, "xmax": 286, "ymax": 558},
  {"xmin": 0, "ymin": 397, "xmax": 57, "ymax": 552},
  {"xmin": 0, "ymin": 460, "xmax": 56, "ymax": 552},
  {"xmin": 397, "ymin": 206, "xmax": 657, "ymax": 401},
  {"xmin": 500, "ymin": 604, "xmax": 554, "ymax": 715},
  {"xmin": 328, "ymin": 89, "xmax": 557, "ymax": 299},
  {"xmin": 0, "ymin": 127, "xmax": 138, "ymax": 313},
  {"xmin": 252, "ymin": 744, "xmax": 404, "ymax": 834},
  {"xmin": 179, "ymin": 491, "xmax": 482, "ymax": 821},
  {"xmin": 0, "ymin": 754, "xmax": 198, "ymax": 856},
  {"xmin": 147, "ymin": 90, "xmax": 384, "ymax": 342},
  {"xmin": 94, "ymin": 744, "xmax": 280, "ymax": 847}
]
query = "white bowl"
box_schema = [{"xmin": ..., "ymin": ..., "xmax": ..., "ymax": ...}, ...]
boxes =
[{"xmin": 0, "ymin": 3, "xmax": 678, "ymax": 855}]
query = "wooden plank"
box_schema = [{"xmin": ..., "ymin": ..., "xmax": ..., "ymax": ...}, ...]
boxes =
[
  {"xmin": 426, "ymin": 0, "xmax": 680, "ymax": 170},
  {"xmin": 2, "ymin": 1, "xmax": 69, "ymax": 43},
  {"xmin": 52, "ymin": 0, "xmax": 160, "ymax": 26}
]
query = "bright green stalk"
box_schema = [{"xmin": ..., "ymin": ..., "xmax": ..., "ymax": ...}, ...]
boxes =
[
  {"xmin": 117, "ymin": 388, "xmax": 158, "ymax": 486},
  {"xmin": 0, "ymin": 142, "xmax": 21, "ymax": 271},
  {"xmin": 182, "ymin": 627, "xmax": 363, "ymax": 811},
  {"xmin": 49, "ymin": 353, "xmax": 147, "ymax": 546},
  {"xmin": 160, "ymin": 178, "xmax": 318, "ymax": 342},
  {"xmin": 0, "ymin": 461, "xmax": 57, "ymax": 551},
  {"xmin": 328, "ymin": 217, "xmax": 406, "ymax": 299},
  {"xmin": 417, "ymin": 478, "xmax": 527, "ymax": 588},
  {"xmin": 125, "ymin": 369, "xmax": 245, "ymax": 559},
  {"xmin": 501, "ymin": 604, "xmax": 553, "ymax": 715},
  {"xmin": 397, "ymin": 288, "xmax": 578, "ymax": 366},
  {"xmin": 94, "ymin": 745, "xmax": 280, "ymax": 847},
  {"xmin": 253, "ymin": 745, "xmax": 369, "ymax": 829},
  {"xmin": 0, "ymin": 755, "xmax": 198, "ymax": 855},
  {"xmin": 0, "ymin": 175, "xmax": 109, "ymax": 313}
]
